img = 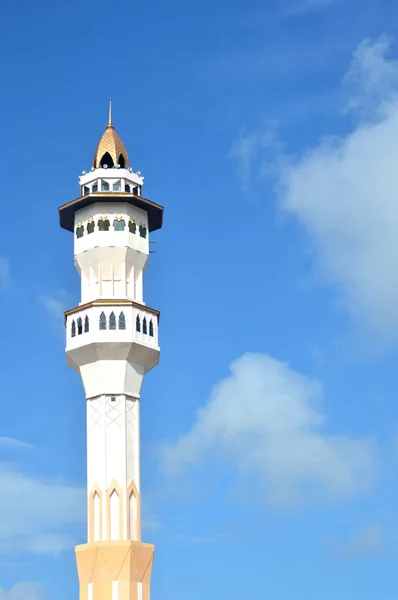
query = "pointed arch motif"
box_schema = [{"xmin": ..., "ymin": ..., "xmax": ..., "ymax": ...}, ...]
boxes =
[
  {"xmin": 98, "ymin": 216, "xmax": 110, "ymax": 231},
  {"xmin": 142, "ymin": 317, "xmax": 147, "ymax": 335},
  {"xmin": 139, "ymin": 223, "xmax": 147, "ymax": 239},
  {"xmin": 136, "ymin": 315, "xmax": 141, "ymax": 332},
  {"xmin": 106, "ymin": 479, "xmax": 124, "ymax": 541},
  {"xmin": 99, "ymin": 311, "xmax": 107, "ymax": 330},
  {"xmin": 127, "ymin": 480, "xmax": 141, "ymax": 541},
  {"xmin": 71, "ymin": 320, "xmax": 76, "ymax": 337},
  {"xmin": 109, "ymin": 311, "xmax": 116, "ymax": 330},
  {"xmin": 149, "ymin": 319, "xmax": 154, "ymax": 337},
  {"xmin": 84, "ymin": 315, "xmax": 89, "ymax": 333},
  {"xmin": 100, "ymin": 151, "xmax": 114, "ymax": 168},
  {"xmin": 77, "ymin": 317, "xmax": 83, "ymax": 335},
  {"xmin": 113, "ymin": 216, "xmax": 126, "ymax": 231},
  {"xmin": 129, "ymin": 219, "xmax": 136, "ymax": 234},
  {"xmin": 87, "ymin": 218, "xmax": 95, "ymax": 234},
  {"xmin": 76, "ymin": 223, "xmax": 84, "ymax": 239},
  {"xmin": 88, "ymin": 484, "xmax": 103, "ymax": 542},
  {"xmin": 118, "ymin": 311, "xmax": 126, "ymax": 330}
]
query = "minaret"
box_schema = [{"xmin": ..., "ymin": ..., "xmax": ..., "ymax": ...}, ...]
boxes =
[{"xmin": 59, "ymin": 102, "xmax": 163, "ymax": 600}]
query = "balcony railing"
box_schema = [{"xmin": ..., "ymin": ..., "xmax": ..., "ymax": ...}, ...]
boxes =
[{"xmin": 65, "ymin": 301, "xmax": 159, "ymax": 349}]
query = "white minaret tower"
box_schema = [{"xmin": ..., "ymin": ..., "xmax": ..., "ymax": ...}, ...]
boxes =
[{"xmin": 59, "ymin": 101, "xmax": 163, "ymax": 600}]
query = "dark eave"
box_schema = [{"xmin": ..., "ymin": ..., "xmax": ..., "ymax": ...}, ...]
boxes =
[{"xmin": 58, "ymin": 192, "xmax": 164, "ymax": 233}]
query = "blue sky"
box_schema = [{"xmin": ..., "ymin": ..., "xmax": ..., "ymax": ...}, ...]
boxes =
[{"xmin": 1, "ymin": 0, "xmax": 398, "ymax": 598}]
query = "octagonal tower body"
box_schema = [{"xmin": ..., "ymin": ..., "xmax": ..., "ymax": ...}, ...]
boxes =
[{"xmin": 59, "ymin": 104, "xmax": 163, "ymax": 600}]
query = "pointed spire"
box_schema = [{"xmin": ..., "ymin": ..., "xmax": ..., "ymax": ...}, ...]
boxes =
[{"xmin": 108, "ymin": 98, "xmax": 112, "ymax": 127}]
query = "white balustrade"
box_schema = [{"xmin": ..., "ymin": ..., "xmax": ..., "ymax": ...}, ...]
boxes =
[{"xmin": 65, "ymin": 304, "xmax": 159, "ymax": 350}]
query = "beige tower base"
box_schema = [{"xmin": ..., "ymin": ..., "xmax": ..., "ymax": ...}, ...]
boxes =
[{"xmin": 76, "ymin": 541, "xmax": 154, "ymax": 600}]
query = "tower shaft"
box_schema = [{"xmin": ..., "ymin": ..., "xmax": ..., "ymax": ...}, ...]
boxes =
[{"xmin": 59, "ymin": 112, "xmax": 163, "ymax": 600}]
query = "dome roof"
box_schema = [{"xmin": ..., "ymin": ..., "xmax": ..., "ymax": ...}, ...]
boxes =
[{"xmin": 92, "ymin": 100, "xmax": 130, "ymax": 169}]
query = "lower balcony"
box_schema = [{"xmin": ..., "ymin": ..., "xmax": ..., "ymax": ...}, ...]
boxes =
[{"xmin": 64, "ymin": 300, "xmax": 160, "ymax": 374}]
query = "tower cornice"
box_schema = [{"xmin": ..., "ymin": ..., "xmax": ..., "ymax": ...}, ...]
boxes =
[{"xmin": 64, "ymin": 299, "xmax": 160, "ymax": 324}]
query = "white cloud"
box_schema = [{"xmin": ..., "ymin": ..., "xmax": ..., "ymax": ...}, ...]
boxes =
[
  {"xmin": 0, "ymin": 583, "xmax": 48, "ymax": 600},
  {"xmin": 162, "ymin": 353, "xmax": 376, "ymax": 507},
  {"xmin": 278, "ymin": 37, "xmax": 398, "ymax": 344},
  {"xmin": 229, "ymin": 124, "xmax": 282, "ymax": 191},
  {"xmin": 339, "ymin": 525, "xmax": 383, "ymax": 557},
  {"xmin": 342, "ymin": 36, "xmax": 398, "ymax": 115},
  {"xmin": 0, "ymin": 437, "xmax": 33, "ymax": 452},
  {"xmin": 39, "ymin": 289, "xmax": 75, "ymax": 338},
  {"xmin": 0, "ymin": 258, "xmax": 10, "ymax": 289},
  {"xmin": 39, "ymin": 289, "xmax": 72, "ymax": 322},
  {"xmin": 0, "ymin": 441, "xmax": 85, "ymax": 556},
  {"xmin": 230, "ymin": 37, "xmax": 398, "ymax": 345}
]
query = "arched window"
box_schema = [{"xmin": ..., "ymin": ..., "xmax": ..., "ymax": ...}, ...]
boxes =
[
  {"xmin": 71, "ymin": 320, "xmax": 76, "ymax": 337},
  {"xmin": 119, "ymin": 312, "xmax": 126, "ymax": 330},
  {"xmin": 98, "ymin": 217, "xmax": 110, "ymax": 231},
  {"xmin": 129, "ymin": 220, "xmax": 136, "ymax": 234},
  {"xmin": 87, "ymin": 219, "xmax": 95, "ymax": 234},
  {"xmin": 125, "ymin": 183, "xmax": 131, "ymax": 193},
  {"xmin": 76, "ymin": 223, "xmax": 84, "ymax": 239},
  {"xmin": 149, "ymin": 319, "xmax": 154, "ymax": 337},
  {"xmin": 77, "ymin": 317, "xmax": 83, "ymax": 335},
  {"xmin": 118, "ymin": 154, "xmax": 126, "ymax": 169},
  {"xmin": 100, "ymin": 152, "xmax": 114, "ymax": 168},
  {"xmin": 83, "ymin": 186, "xmax": 90, "ymax": 195},
  {"xmin": 143, "ymin": 317, "xmax": 147, "ymax": 335},
  {"xmin": 139, "ymin": 224, "xmax": 147, "ymax": 239},
  {"xmin": 99, "ymin": 312, "xmax": 107, "ymax": 330},
  {"xmin": 84, "ymin": 315, "xmax": 89, "ymax": 333},
  {"xmin": 136, "ymin": 315, "xmax": 141, "ymax": 332},
  {"xmin": 109, "ymin": 312, "xmax": 116, "ymax": 330},
  {"xmin": 113, "ymin": 218, "xmax": 126, "ymax": 231},
  {"xmin": 92, "ymin": 183, "xmax": 98, "ymax": 193},
  {"xmin": 101, "ymin": 181, "xmax": 110, "ymax": 191},
  {"xmin": 113, "ymin": 180, "xmax": 121, "ymax": 191}
]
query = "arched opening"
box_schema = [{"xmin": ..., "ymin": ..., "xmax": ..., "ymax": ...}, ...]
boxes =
[
  {"xmin": 109, "ymin": 489, "xmax": 120, "ymax": 541},
  {"xmin": 98, "ymin": 217, "xmax": 110, "ymax": 231},
  {"xmin": 84, "ymin": 315, "xmax": 89, "ymax": 333},
  {"xmin": 109, "ymin": 312, "xmax": 116, "ymax": 330},
  {"xmin": 136, "ymin": 315, "xmax": 141, "ymax": 332},
  {"xmin": 129, "ymin": 219, "xmax": 136, "ymax": 234},
  {"xmin": 87, "ymin": 219, "xmax": 95, "ymax": 234},
  {"xmin": 99, "ymin": 312, "xmax": 107, "ymax": 330},
  {"xmin": 113, "ymin": 218, "xmax": 126, "ymax": 231},
  {"xmin": 77, "ymin": 317, "xmax": 83, "ymax": 335},
  {"xmin": 92, "ymin": 183, "xmax": 98, "ymax": 193},
  {"xmin": 119, "ymin": 312, "xmax": 126, "ymax": 330},
  {"xmin": 113, "ymin": 180, "xmax": 121, "ymax": 191},
  {"xmin": 100, "ymin": 152, "xmax": 114, "ymax": 168},
  {"xmin": 142, "ymin": 317, "xmax": 147, "ymax": 335},
  {"xmin": 118, "ymin": 154, "xmax": 126, "ymax": 169},
  {"xmin": 93, "ymin": 492, "xmax": 101, "ymax": 542},
  {"xmin": 76, "ymin": 224, "xmax": 84, "ymax": 239},
  {"xmin": 71, "ymin": 320, "xmax": 76, "ymax": 337},
  {"xmin": 139, "ymin": 224, "xmax": 147, "ymax": 239},
  {"xmin": 129, "ymin": 491, "xmax": 137, "ymax": 540},
  {"xmin": 125, "ymin": 183, "xmax": 131, "ymax": 193},
  {"xmin": 149, "ymin": 319, "xmax": 154, "ymax": 337},
  {"xmin": 101, "ymin": 181, "xmax": 110, "ymax": 191}
]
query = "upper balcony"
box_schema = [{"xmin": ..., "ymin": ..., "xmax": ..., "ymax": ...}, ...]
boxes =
[{"xmin": 73, "ymin": 206, "xmax": 149, "ymax": 257}]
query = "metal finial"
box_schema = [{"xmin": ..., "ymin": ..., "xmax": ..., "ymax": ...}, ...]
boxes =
[{"xmin": 108, "ymin": 98, "xmax": 112, "ymax": 127}]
